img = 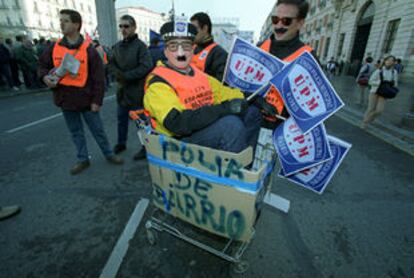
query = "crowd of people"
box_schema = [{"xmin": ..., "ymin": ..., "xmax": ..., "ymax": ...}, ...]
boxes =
[
  {"xmin": 0, "ymin": 0, "xmax": 404, "ymax": 221},
  {"xmin": 0, "ymin": 35, "xmax": 52, "ymax": 91}
]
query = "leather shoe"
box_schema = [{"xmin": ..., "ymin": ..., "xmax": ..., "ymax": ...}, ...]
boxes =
[
  {"xmin": 113, "ymin": 144, "xmax": 126, "ymax": 154},
  {"xmin": 107, "ymin": 155, "xmax": 124, "ymax": 165},
  {"xmin": 0, "ymin": 205, "xmax": 21, "ymax": 221},
  {"xmin": 70, "ymin": 161, "xmax": 90, "ymax": 175},
  {"xmin": 133, "ymin": 148, "xmax": 147, "ymax": 160}
]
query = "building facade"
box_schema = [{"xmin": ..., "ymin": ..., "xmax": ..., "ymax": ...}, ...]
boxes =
[
  {"xmin": 302, "ymin": 0, "xmax": 414, "ymax": 78},
  {"xmin": 115, "ymin": 6, "xmax": 167, "ymax": 45},
  {"xmin": 0, "ymin": 0, "xmax": 97, "ymax": 39}
]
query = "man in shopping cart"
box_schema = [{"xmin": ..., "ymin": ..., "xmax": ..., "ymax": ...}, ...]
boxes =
[{"xmin": 143, "ymin": 20, "xmax": 264, "ymax": 153}]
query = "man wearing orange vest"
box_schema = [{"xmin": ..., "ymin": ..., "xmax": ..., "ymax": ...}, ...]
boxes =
[
  {"xmin": 259, "ymin": 0, "xmax": 316, "ymax": 128},
  {"xmin": 144, "ymin": 21, "xmax": 262, "ymax": 153},
  {"xmin": 190, "ymin": 12, "xmax": 228, "ymax": 81},
  {"xmin": 39, "ymin": 9, "xmax": 123, "ymax": 175}
]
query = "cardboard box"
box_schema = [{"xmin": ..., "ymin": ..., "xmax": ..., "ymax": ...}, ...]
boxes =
[{"xmin": 143, "ymin": 133, "xmax": 275, "ymax": 242}]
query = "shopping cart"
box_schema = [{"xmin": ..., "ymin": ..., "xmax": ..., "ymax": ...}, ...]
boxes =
[{"xmin": 130, "ymin": 110, "xmax": 276, "ymax": 273}]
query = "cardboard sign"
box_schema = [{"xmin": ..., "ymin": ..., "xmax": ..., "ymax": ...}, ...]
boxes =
[
  {"xmin": 273, "ymin": 117, "xmax": 332, "ymax": 175},
  {"xmin": 270, "ymin": 51, "xmax": 344, "ymax": 133},
  {"xmin": 223, "ymin": 37, "xmax": 285, "ymax": 93},
  {"xmin": 143, "ymin": 133, "xmax": 275, "ymax": 242},
  {"xmin": 278, "ymin": 135, "xmax": 352, "ymax": 194}
]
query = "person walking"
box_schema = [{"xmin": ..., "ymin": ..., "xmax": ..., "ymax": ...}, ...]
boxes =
[
  {"xmin": 362, "ymin": 55, "xmax": 398, "ymax": 128},
  {"xmin": 20, "ymin": 38, "xmax": 42, "ymax": 89},
  {"xmin": 356, "ymin": 56, "xmax": 374, "ymax": 106},
  {"xmin": 109, "ymin": 15, "xmax": 153, "ymax": 160},
  {"xmin": 258, "ymin": 0, "xmax": 315, "ymax": 129},
  {"xmin": 5, "ymin": 38, "xmax": 22, "ymax": 87},
  {"xmin": 38, "ymin": 9, "xmax": 123, "ymax": 175},
  {"xmin": 190, "ymin": 12, "xmax": 228, "ymax": 81},
  {"xmin": 0, "ymin": 36, "xmax": 19, "ymax": 91},
  {"xmin": 326, "ymin": 57, "xmax": 337, "ymax": 80}
]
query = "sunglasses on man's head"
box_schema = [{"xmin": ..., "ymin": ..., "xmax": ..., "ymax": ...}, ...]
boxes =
[
  {"xmin": 119, "ymin": 24, "xmax": 130, "ymax": 29},
  {"xmin": 166, "ymin": 41, "xmax": 193, "ymax": 52},
  {"xmin": 271, "ymin": 16, "xmax": 296, "ymax": 26}
]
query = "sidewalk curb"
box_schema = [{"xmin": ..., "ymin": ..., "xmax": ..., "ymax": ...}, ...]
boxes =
[
  {"xmin": 0, "ymin": 87, "xmax": 50, "ymax": 99},
  {"xmin": 335, "ymin": 106, "xmax": 414, "ymax": 156}
]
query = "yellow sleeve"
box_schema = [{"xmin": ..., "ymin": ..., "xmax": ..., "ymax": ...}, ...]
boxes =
[
  {"xmin": 143, "ymin": 78, "xmax": 186, "ymax": 130},
  {"xmin": 207, "ymin": 76, "xmax": 244, "ymax": 104}
]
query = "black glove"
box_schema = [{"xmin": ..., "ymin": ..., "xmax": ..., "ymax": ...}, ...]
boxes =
[
  {"xmin": 255, "ymin": 97, "xmax": 278, "ymax": 117},
  {"xmin": 221, "ymin": 99, "xmax": 248, "ymax": 116}
]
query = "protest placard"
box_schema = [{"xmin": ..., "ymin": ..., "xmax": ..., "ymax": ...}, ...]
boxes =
[
  {"xmin": 270, "ymin": 51, "xmax": 344, "ymax": 133},
  {"xmin": 273, "ymin": 117, "xmax": 332, "ymax": 175},
  {"xmin": 223, "ymin": 37, "xmax": 285, "ymax": 92},
  {"xmin": 279, "ymin": 135, "xmax": 352, "ymax": 194}
]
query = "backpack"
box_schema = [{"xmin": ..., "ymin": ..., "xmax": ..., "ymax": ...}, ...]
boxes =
[{"xmin": 376, "ymin": 70, "xmax": 399, "ymax": 99}]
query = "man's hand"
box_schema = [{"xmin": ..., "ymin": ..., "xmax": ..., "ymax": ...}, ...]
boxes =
[
  {"xmin": 222, "ymin": 99, "xmax": 248, "ymax": 116},
  {"xmin": 91, "ymin": 103, "xmax": 100, "ymax": 112},
  {"xmin": 256, "ymin": 97, "xmax": 278, "ymax": 117},
  {"xmin": 42, "ymin": 75, "xmax": 58, "ymax": 88}
]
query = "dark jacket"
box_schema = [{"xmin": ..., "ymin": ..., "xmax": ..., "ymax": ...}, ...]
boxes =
[
  {"xmin": 0, "ymin": 43, "xmax": 11, "ymax": 64},
  {"xmin": 148, "ymin": 45, "xmax": 166, "ymax": 66},
  {"xmin": 38, "ymin": 36, "xmax": 105, "ymax": 111},
  {"xmin": 109, "ymin": 34, "xmax": 153, "ymax": 108},
  {"xmin": 193, "ymin": 39, "xmax": 228, "ymax": 81}
]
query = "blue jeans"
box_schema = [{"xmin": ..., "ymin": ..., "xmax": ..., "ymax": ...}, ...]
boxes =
[
  {"xmin": 62, "ymin": 110, "xmax": 114, "ymax": 162},
  {"xmin": 117, "ymin": 105, "xmax": 141, "ymax": 145},
  {"xmin": 181, "ymin": 106, "xmax": 262, "ymax": 153}
]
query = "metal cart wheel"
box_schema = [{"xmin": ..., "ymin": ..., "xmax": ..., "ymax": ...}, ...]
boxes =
[
  {"xmin": 146, "ymin": 228, "xmax": 157, "ymax": 245},
  {"xmin": 232, "ymin": 260, "xmax": 249, "ymax": 274}
]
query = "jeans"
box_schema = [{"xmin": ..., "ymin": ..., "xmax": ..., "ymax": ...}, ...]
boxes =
[
  {"xmin": 117, "ymin": 104, "xmax": 141, "ymax": 145},
  {"xmin": 181, "ymin": 106, "xmax": 262, "ymax": 153},
  {"xmin": 62, "ymin": 110, "xmax": 114, "ymax": 162}
]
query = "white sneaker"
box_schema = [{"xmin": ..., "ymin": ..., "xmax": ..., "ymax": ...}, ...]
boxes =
[{"xmin": 12, "ymin": 86, "xmax": 19, "ymax": 91}]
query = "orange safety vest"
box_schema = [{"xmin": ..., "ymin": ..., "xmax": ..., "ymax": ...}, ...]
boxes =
[
  {"xmin": 259, "ymin": 39, "xmax": 313, "ymax": 119},
  {"xmin": 52, "ymin": 39, "xmax": 90, "ymax": 87},
  {"xmin": 191, "ymin": 43, "xmax": 218, "ymax": 72},
  {"xmin": 96, "ymin": 45, "xmax": 108, "ymax": 65},
  {"xmin": 146, "ymin": 65, "xmax": 215, "ymax": 129}
]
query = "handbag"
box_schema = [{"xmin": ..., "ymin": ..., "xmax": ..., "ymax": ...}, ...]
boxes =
[
  {"xmin": 376, "ymin": 70, "xmax": 399, "ymax": 99},
  {"xmin": 357, "ymin": 77, "xmax": 369, "ymax": 86}
]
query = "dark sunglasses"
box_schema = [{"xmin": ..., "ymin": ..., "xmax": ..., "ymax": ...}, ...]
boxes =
[
  {"xmin": 271, "ymin": 16, "xmax": 296, "ymax": 26},
  {"xmin": 119, "ymin": 24, "xmax": 130, "ymax": 29}
]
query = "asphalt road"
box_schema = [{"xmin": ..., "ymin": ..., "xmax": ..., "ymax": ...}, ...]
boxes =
[{"xmin": 0, "ymin": 88, "xmax": 413, "ymax": 278}]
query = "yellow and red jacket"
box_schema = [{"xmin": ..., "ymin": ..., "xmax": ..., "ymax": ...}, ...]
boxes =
[
  {"xmin": 52, "ymin": 39, "xmax": 90, "ymax": 87},
  {"xmin": 260, "ymin": 39, "xmax": 312, "ymax": 119},
  {"xmin": 144, "ymin": 61, "xmax": 243, "ymax": 136},
  {"xmin": 191, "ymin": 42, "xmax": 218, "ymax": 72}
]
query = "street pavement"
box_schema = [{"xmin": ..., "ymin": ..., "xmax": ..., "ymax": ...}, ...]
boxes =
[{"xmin": 0, "ymin": 86, "xmax": 413, "ymax": 277}]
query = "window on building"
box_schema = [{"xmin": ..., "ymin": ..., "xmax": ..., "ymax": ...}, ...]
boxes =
[
  {"xmin": 88, "ymin": 5, "xmax": 91, "ymax": 13},
  {"xmin": 34, "ymin": 1, "xmax": 39, "ymax": 12},
  {"xmin": 314, "ymin": 40, "xmax": 319, "ymax": 54},
  {"xmin": 19, "ymin": 16, "xmax": 24, "ymax": 26},
  {"xmin": 80, "ymin": 3, "xmax": 83, "ymax": 11},
  {"xmin": 324, "ymin": 37, "xmax": 331, "ymax": 59},
  {"xmin": 337, "ymin": 33, "xmax": 345, "ymax": 58},
  {"xmin": 14, "ymin": 0, "xmax": 20, "ymax": 9},
  {"xmin": 382, "ymin": 19, "xmax": 400, "ymax": 54},
  {"xmin": 7, "ymin": 16, "xmax": 12, "ymax": 26}
]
